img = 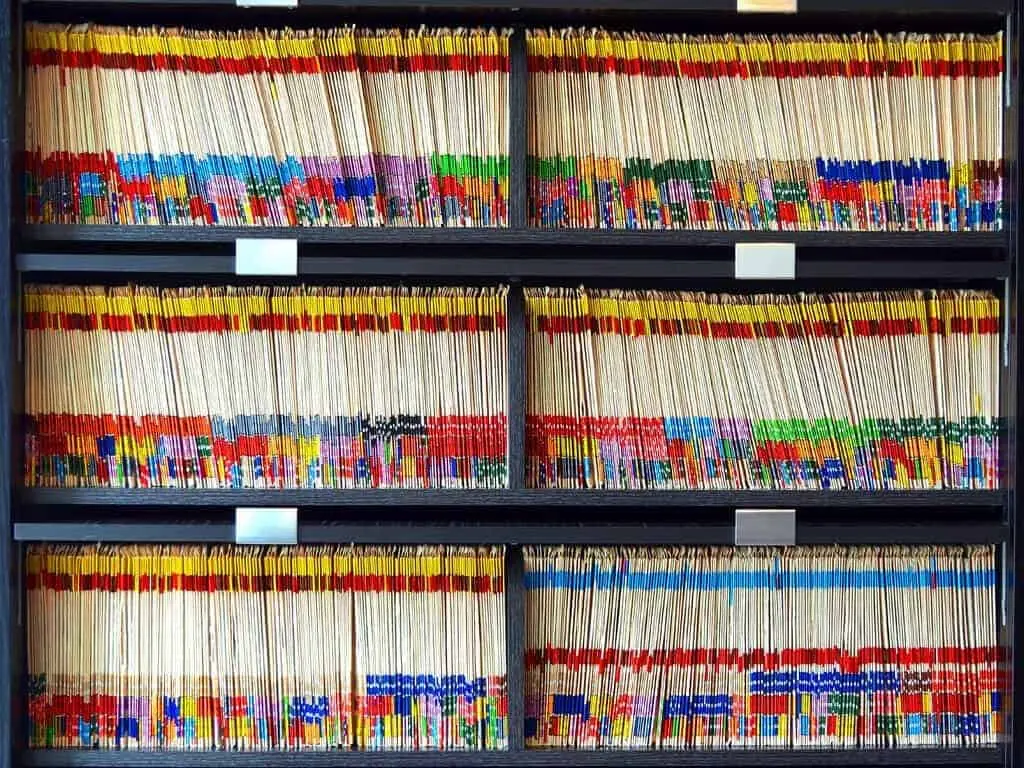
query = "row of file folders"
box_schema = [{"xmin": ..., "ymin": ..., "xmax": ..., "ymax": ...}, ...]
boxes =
[
  {"xmin": 27, "ymin": 544, "xmax": 1000, "ymax": 751},
  {"xmin": 24, "ymin": 284, "xmax": 1002, "ymax": 490},
  {"xmin": 24, "ymin": 23, "xmax": 1003, "ymax": 231}
]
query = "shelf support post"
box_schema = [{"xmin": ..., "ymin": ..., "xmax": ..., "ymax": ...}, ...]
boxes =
[
  {"xmin": 507, "ymin": 287, "xmax": 526, "ymax": 490},
  {"xmin": 509, "ymin": 28, "xmax": 528, "ymax": 231},
  {"xmin": 505, "ymin": 545, "xmax": 525, "ymax": 752}
]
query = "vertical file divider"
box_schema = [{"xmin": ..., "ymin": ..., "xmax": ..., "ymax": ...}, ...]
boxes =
[
  {"xmin": 504, "ymin": 28, "xmax": 528, "ymax": 748},
  {"xmin": 505, "ymin": 546, "xmax": 526, "ymax": 752},
  {"xmin": 509, "ymin": 27, "xmax": 528, "ymax": 232},
  {"xmin": 507, "ymin": 288, "xmax": 527, "ymax": 492},
  {"xmin": 505, "ymin": 285, "xmax": 528, "ymax": 751}
]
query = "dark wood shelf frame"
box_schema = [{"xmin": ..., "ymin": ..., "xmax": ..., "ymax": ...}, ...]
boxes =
[{"xmin": 4, "ymin": 2, "xmax": 1022, "ymax": 768}]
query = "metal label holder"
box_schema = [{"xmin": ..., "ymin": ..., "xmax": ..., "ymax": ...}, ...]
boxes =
[
  {"xmin": 735, "ymin": 242, "xmax": 796, "ymax": 280},
  {"xmin": 735, "ymin": 508, "xmax": 797, "ymax": 546},
  {"xmin": 235, "ymin": 239, "xmax": 298, "ymax": 276},
  {"xmin": 235, "ymin": 507, "xmax": 299, "ymax": 545}
]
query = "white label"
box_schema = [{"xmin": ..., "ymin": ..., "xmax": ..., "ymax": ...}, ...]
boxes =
[
  {"xmin": 236, "ymin": 239, "xmax": 298, "ymax": 276},
  {"xmin": 236, "ymin": 507, "xmax": 298, "ymax": 545},
  {"xmin": 737, "ymin": 0, "xmax": 796, "ymax": 11},
  {"xmin": 735, "ymin": 242, "xmax": 796, "ymax": 280},
  {"xmin": 735, "ymin": 509, "xmax": 796, "ymax": 546},
  {"xmin": 237, "ymin": 0, "xmax": 297, "ymax": 7}
]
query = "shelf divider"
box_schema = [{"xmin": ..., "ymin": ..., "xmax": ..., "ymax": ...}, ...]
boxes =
[
  {"xmin": 17, "ymin": 224, "xmax": 1011, "ymax": 249},
  {"xmin": 504, "ymin": 548, "xmax": 526, "ymax": 751},
  {"xmin": 507, "ymin": 288, "xmax": 527, "ymax": 489},
  {"xmin": 12, "ymin": 520, "xmax": 1009, "ymax": 546},
  {"xmin": 15, "ymin": 251, "xmax": 1012, "ymax": 281}
]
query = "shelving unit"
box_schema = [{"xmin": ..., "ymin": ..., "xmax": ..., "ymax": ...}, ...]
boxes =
[{"xmin": 2, "ymin": 0, "xmax": 1020, "ymax": 766}]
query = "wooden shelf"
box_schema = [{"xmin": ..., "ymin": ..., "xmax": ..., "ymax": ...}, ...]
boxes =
[
  {"xmin": 15, "ymin": 747, "xmax": 1008, "ymax": 767},
  {"xmin": 20, "ymin": 224, "xmax": 1010, "ymax": 249}
]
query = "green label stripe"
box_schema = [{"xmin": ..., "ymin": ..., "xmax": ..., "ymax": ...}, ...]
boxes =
[{"xmin": 430, "ymin": 154, "xmax": 510, "ymax": 180}]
